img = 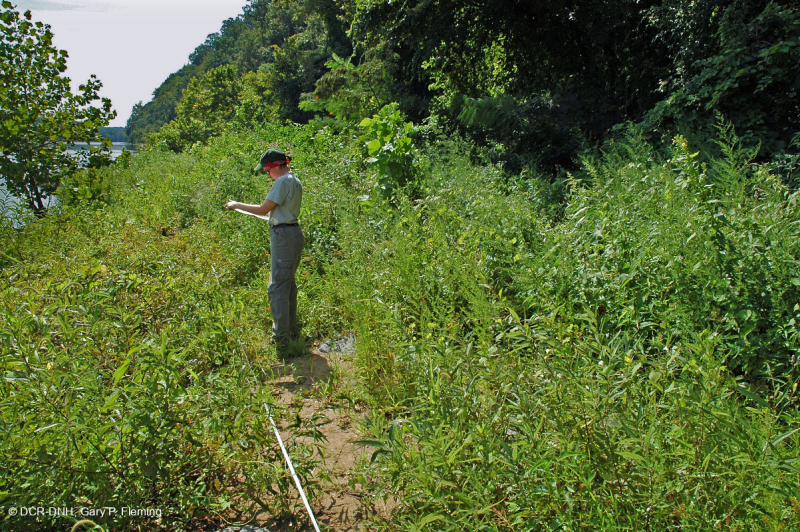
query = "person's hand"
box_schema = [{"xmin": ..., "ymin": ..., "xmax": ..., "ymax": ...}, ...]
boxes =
[{"xmin": 224, "ymin": 200, "xmax": 238, "ymax": 211}]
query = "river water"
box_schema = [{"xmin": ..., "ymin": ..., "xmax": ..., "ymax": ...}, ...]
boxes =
[{"xmin": 1, "ymin": 142, "xmax": 135, "ymax": 219}]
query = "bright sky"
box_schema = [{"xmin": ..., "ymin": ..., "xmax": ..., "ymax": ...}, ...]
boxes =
[{"xmin": 16, "ymin": 0, "xmax": 249, "ymax": 126}]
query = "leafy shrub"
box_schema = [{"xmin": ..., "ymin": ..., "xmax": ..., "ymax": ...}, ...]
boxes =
[
  {"xmin": 0, "ymin": 123, "xmax": 349, "ymax": 530},
  {"xmin": 315, "ymin": 127, "xmax": 800, "ymax": 531},
  {"xmin": 448, "ymin": 93, "xmax": 587, "ymax": 173},
  {"xmin": 0, "ymin": 248, "xmax": 326, "ymax": 531},
  {"xmin": 3, "ymin": 108, "xmax": 797, "ymax": 532},
  {"xmin": 357, "ymin": 326, "xmax": 800, "ymax": 531},
  {"xmin": 358, "ymin": 103, "xmax": 420, "ymax": 200},
  {"xmin": 154, "ymin": 65, "xmax": 243, "ymax": 152},
  {"xmin": 519, "ymin": 123, "xmax": 800, "ymax": 378},
  {"xmin": 299, "ymin": 45, "xmax": 399, "ymax": 124},
  {"xmin": 645, "ymin": 2, "xmax": 800, "ymax": 160}
]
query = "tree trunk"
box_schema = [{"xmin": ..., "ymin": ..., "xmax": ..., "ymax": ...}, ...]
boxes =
[{"xmin": 27, "ymin": 173, "xmax": 46, "ymax": 218}]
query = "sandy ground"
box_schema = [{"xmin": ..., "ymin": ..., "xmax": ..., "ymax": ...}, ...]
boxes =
[{"xmin": 218, "ymin": 337, "xmax": 394, "ymax": 532}]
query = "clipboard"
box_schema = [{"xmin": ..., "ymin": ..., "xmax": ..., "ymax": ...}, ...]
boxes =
[{"xmin": 234, "ymin": 208, "xmax": 270, "ymax": 221}]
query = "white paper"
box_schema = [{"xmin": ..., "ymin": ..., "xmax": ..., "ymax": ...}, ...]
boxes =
[{"xmin": 234, "ymin": 208, "xmax": 270, "ymax": 221}]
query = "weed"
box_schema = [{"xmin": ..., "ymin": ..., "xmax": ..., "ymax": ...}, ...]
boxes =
[{"xmin": 2, "ymin": 120, "xmax": 797, "ymax": 531}]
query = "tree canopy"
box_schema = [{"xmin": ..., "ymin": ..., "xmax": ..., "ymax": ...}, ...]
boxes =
[
  {"xmin": 128, "ymin": 0, "xmax": 799, "ymax": 175},
  {"xmin": 0, "ymin": 1, "xmax": 114, "ymax": 215}
]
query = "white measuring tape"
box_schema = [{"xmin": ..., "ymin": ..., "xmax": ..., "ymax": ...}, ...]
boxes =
[
  {"xmin": 236, "ymin": 337, "xmax": 322, "ymax": 531},
  {"xmin": 263, "ymin": 403, "xmax": 321, "ymax": 532}
]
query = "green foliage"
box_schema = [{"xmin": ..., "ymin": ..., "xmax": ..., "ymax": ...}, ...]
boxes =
[
  {"xmin": 0, "ymin": 122, "xmax": 341, "ymax": 530},
  {"xmin": 255, "ymin": 16, "xmax": 330, "ymax": 124},
  {"xmin": 328, "ymin": 129, "xmax": 800, "ymax": 531},
  {"xmin": 311, "ymin": 142, "xmax": 540, "ymax": 391},
  {"xmin": 350, "ymin": 0, "xmax": 671, "ymax": 156},
  {"xmin": 0, "ymin": 238, "xmax": 325, "ymax": 530},
  {"xmin": 520, "ymin": 122, "xmax": 800, "ymax": 378},
  {"xmin": 125, "ymin": 0, "xmax": 798, "ymax": 189},
  {"xmin": 124, "ymin": 1, "xmax": 280, "ymax": 145},
  {"xmin": 358, "ymin": 331, "xmax": 799, "ymax": 531},
  {"xmin": 348, "ymin": 0, "xmax": 800, "ymax": 176},
  {"xmin": 645, "ymin": 1, "xmax": 800, "ymax": 159},
  {"xmin": 234, "ymin": 70, "xmax": 279, "ymax": 126},
  {"xmin": 0, "ymin": 1, "xmax": 115, "ymax": 215},
  {"xmin": 449, "ymin": 93, "xmax": 586, "ymax": 172},
  {"xmin": 57, "ymin": 166, "xmax": 111, "ymax": 209},
  {"xmin": 124, "ymin": 65, "xmax": 201, "ymax": 146},
  {"xmin": 358, "ymin": 103, "xmax": 419, "ymax": 200},
  {"xmin": 2, "ymin": 106, "xmax": 798, "ymax": 530},
  {"xmin": 98, "ymin": 127, "xmax": 126, "ymax": 143},
  {"xmin": 154, "ymin": 65, "xmax": 243, "ymax": 152},
  {"xmin": 125, "ymin": 0, "xmax": 344, "ymax": 145},
  {"xmin": 299, "ymin": 44, "xmax": 398, "ymax": 123},
  {"xmin": 4, "ymin": 0, "xmax": 800, "ymax": 518}
]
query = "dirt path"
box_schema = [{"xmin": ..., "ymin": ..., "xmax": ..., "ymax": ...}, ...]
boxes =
[{"xmin": 236, "ymin": 337, "xmax": 393, "ymax": 532}]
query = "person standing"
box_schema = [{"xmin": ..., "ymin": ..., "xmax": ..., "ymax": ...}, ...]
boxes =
[{"xmin": 225, "ymin": 149, "xmax": 305, "ymax": 355}]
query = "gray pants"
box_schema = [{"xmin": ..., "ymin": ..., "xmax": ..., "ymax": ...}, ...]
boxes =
[{"xmin": 268, "ymin": 224, "xmax": 305, "ymax": 343}]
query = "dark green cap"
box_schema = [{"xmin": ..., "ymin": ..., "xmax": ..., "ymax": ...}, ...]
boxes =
[{"xmin": 254, "ymin": 149, "xmax": 291, "ymax": 171}]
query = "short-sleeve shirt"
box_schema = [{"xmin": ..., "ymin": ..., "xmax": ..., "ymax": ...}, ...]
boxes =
[{"xmin": 266, "ymin": 171, "xmax": 302, "ymax": 226}]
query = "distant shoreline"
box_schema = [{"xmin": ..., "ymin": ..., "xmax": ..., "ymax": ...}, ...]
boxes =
[
  {"xmin": 67, "ymin": 142, "xmax": 137, "ymax": 158},
  {"xmin": 2, "ymin": 143, "xmax": 137, "ymax": 219}
]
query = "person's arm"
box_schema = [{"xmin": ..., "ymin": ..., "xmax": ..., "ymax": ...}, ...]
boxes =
[{"xmin": 225, "ymin": 198, "xmax": 277, "ymax": 216}]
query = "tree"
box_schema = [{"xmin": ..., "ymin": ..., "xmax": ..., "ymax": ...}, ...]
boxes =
[
  {"xmin": 0, "ymin": 1, "xmax": 115, "ymax": 215},
  {"xmin": 154, "ymin": 64, "xmax": 243, "ymax": 151},
  {"xmin": 347, "ymin": 0, "xmax": 672, "ymax": 170},
  {"xmin": 646, "ymin": 1, "xmax": 800, "ymax": 158},
  {"xmin": 124, "ymin": 65, "xmax": 200, "ymax": 145},
  {"xmin": 299, "ymin": 46, "xmax": 399, "ymax": 123},
  {"xmin": 350, "ymin": 0, "xmax": 668, "ymax": 116}
]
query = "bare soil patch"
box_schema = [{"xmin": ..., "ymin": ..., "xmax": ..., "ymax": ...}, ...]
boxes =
[{"xmin": 218, "ymin": 337, "xmax": 393, "ymax": 532}]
